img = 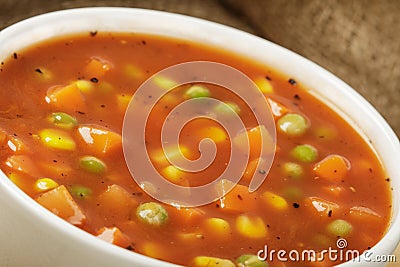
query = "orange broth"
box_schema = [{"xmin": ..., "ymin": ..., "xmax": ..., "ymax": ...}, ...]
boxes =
[{"xmin": 0, "ymin": 32, "xmax": 392, "ymax": 267}]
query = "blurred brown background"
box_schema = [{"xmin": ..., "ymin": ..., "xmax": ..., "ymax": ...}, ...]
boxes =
[{"xmin": 0, "ymin": 0, "xmax": 399, "ymax": 264}]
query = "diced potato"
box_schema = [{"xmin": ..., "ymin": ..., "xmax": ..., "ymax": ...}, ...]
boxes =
[
  {"xmin": 96, "ymin": 184, "xmax": 137, "ymax": 220},
  {"xmin": 39, "ymin": 128, "xmax": 76, "ymax": 151},
  {"xmin": 5, "ymin": 155, "xmax": 41, "ymax": 177},
  {"xmin": 7, "ymin": 137, "xmax": 25, "ymax": 152},
  {"xmin": 349, "ymin": 206, "xmax": 382, "ymax": 224},
  {"xmin": 236, "ymin": 215, "xmax": 267, "ymax": 238},
  {"xmin": 267, "ymin": 98, "xmax": 288, "ymax": 119},
  {"xmin": 77, "ymin": 125, "xmax": 122, "ymax": 155},
  {"xmin": 45, "ymin": 83, "xmax": 86, "ymax": 112},
  {"xmin": 35, "ymin": 185, "xmax": 86, "ymax": 225},
  {"xmin": 203, "ymin": 218, "xmax": 231, "ymax": 238},
  {"xmin": 192, "ymin": 256, "xmax": 235, "ymax": 267},
  {"xmin": 233, "ymin": 125, "xmax": 275, "ymax": 159},
  {"xmin": 304, "ymin": 197, "xmax": 340, "ymax": 218},
  {"xmin": 96, "ymin": 226, "xmax": 131, "ymax": 248},
  {"xmin": 262, "ymin": 191, "xmax": 288, "ymax": 211}
]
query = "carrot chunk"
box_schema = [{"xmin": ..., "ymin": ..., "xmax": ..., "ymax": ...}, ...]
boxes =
[
  {"xmin": 313, "ymin": 154, "xmax": 350, "ymax": 182},
  {"xmin": 83, "ymin": 58, "xmax": 110, "ymax": 78},
  {"xmin": 217, "ymin": 181, "xmax": 258, "ymax": 213},
  {"xmin": 77, "ymin": 125, "xmax": 122, "ymax": 155},
  {"xmin": 35, "ymin": 185, "xmax": 86, "ymax": 225},
  {"xmin": 96, "ymin": 184, "xmax": 137, "ymax": 220},
  {"xmin": 96, "ymin": 226, "xmax": 131, "ymax": 248},
  {"xmin": 46, "ymin": 84, "xmax": 86, "ymax": 112}
]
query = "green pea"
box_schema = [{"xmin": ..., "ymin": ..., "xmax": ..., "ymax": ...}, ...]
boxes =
[
  {"xmin": 236, "ymin": 254, "xmax": 268, "ymax": 267},
  {"xmin": 214, "ymin": 101, "xmax": 241, "ymax": 115},
  {"xmin": 79, "ymin": 156, "xmax": 106, "ymax": 174},
  {"xmin": 282, "ymin": 186, "xmax": 303, "ymax": 201},
  {"xmin": 185, "ymin": 85, "xmax": 210, "ymax": 98},
  {"xmin": 327, "ymin": 219, "xmax": 353, "ymax": 237},
  {"xmin": 277, "ymin": 113, "xmax": 308, "ymax": 136},
  {"xmin": 70, "ymin": 185, "xmax": 92, "ymax": 199},
  {"xmin": 48, "ymin": 112, "xmax": 77, "ymax": 129},
  {"xmin": 136, "ymin": 202, "xmax": 168, "ymax": 226},
  {"xmin": 282, "ymin": 162, "xmax": 303, "ymax": 179},
  {"xmin": 291, "ymin": 144, "xmax": 318, "ymax": 163}
]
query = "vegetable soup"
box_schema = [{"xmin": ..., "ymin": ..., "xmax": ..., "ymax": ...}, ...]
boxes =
[{"xmin": 0, "ymin": 32, "xmax": 392, "ymax": 267}]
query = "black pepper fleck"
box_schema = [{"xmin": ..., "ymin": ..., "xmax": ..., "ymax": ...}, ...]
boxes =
[
  {"xmin": 13, "ymin": 53, "xmax": 17, "ymax": 59},
  {"xmin": 100, "ymin": 104, "xmax": 106, "ymax": 108},
  {"xmin": 90, "ymin": 31, "xmax": 98, "ymax": 37},
  {"xmin": 288, "ymin": 78, "xmax": 297, "ymax": 85},
  {"xmin": 293, "ymin": 203, "xmax": 300, "ymax": 208},
  {"xmin": 90, "ymin": 77, "xmax": 99, "ymax": 83},
  {"xmin": 237, "ymin": 194, "xmax": 243, "ymax": 200},
  {"xmin": 258, "ymin": 169, "xmax": 267, "ymax": 175},
  {"xmin": 294, "ymin": 94, "xmax": 301, "ymax": 100},
  {"xmin": 35, "ymin": 68, "xmax": 43, "ymax": 74},
  {"xmin": 328, "ymin": 210, "xmax": 332, "ymax": 217},
  {"xmin": 265, "ymin": 75, "xmax": 272, "ymax": 81},
  {"xmin": 141, "ymin": 40, "xmax": 147, "ymax": 45},
  {"xmin": 386, "ymin": 178, "xmax": 391, "ymax": 182}
]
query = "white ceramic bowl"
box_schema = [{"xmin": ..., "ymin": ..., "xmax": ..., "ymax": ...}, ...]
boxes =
[{"xmin": 0, "ymin": 7, "xmax": 399, "ymax": 267}]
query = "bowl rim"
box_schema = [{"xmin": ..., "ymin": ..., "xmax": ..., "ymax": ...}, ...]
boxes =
[{"xmin": 0, "ymin": 6, "xmax": 399, "ymax": 267}]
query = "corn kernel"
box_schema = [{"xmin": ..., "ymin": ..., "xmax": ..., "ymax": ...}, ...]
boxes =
[
  {"xmin": 204, "ymin": 218, "xmax": 231, "ymax": 237},
  {"xmin": 161, "ymin": 165, "xmax": 185, "ymax": 183},
  {"xmin": 254, "ymin": 77, "xmax": 274, "ymax": 93},
  {"xmin": 74, "ymin": 80, "xmax": 94, "ymax": 93},
  {"xmin": 116, "ymin": 94, "xmax": 132, "ymax": 113},
  {"xmin": 262, "ymin": 191, "xmax": 288, "ymax": 210},
  {"xmin": 236, "ymin": 215, "xmax": 267, "ymax": 238},
  {"xmin": 39, "ymin": 128, "xmax": 76, "ymax": 151},
  {"xmin": 34, "ymin": 178, "xmax": 59, "ymax": 192}
]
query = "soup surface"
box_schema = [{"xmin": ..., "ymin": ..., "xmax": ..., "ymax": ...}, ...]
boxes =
[{"xmin": 0, "ymin": 32, "xmax": 392, "ymax": 267}]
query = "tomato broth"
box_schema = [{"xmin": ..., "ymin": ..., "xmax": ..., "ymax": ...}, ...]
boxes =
[{"xmin": 0, "ymin": 32, "xmax": 392, "ymax": 267}]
